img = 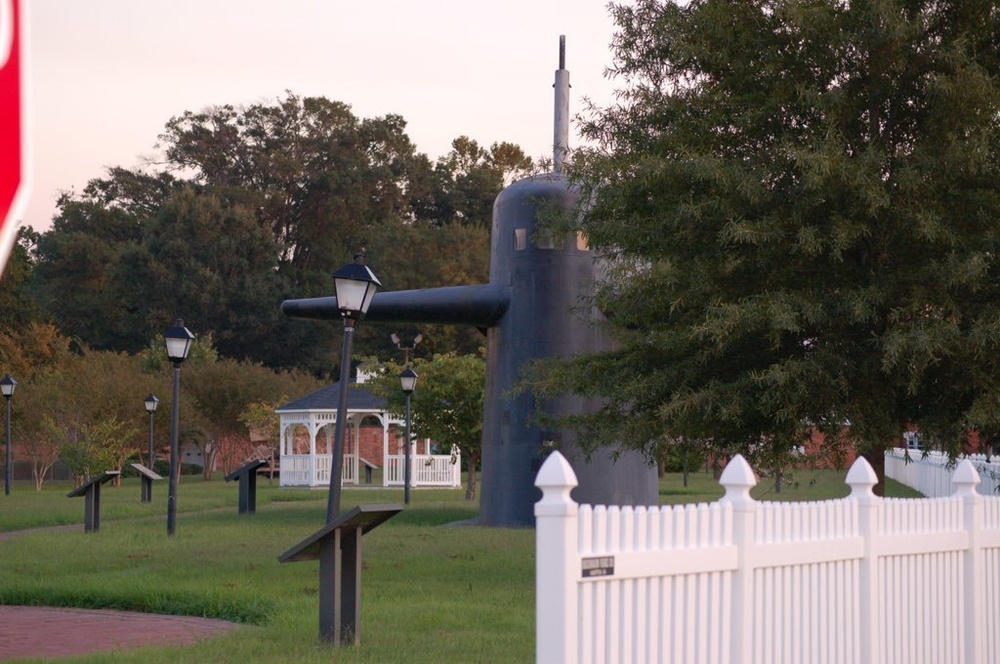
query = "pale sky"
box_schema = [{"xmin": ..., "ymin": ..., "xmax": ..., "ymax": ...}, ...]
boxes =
[{"xmin": 23, "ymin": 0, "xmax": 623, "ymax": 232}]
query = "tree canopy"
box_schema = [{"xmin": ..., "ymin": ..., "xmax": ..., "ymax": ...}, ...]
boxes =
[
  {"xmin": 28, "ymin": 93, "xmax": 525, "ymax": 373},
  {"xmin": 532, "ymin": 0, "xmax": 1000, "ymax": 478}
]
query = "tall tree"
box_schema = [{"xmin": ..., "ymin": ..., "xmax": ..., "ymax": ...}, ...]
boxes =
[
  {"xmin": 31, "ymin": 93, "xmax": 529, "ymax": 373},
  {"xmin": 361, "ymin": 221, "xmax": 492, "ymax": 359},
  {"xmin": 532, "ymin": 0, "xmax": 1000, "ymax": 489},
  {"xmin": 33, "ymin": 170, "xmax": 320, "ymax": 369},
  {"xmin": 422, "ymin": 137, "xmax": 533, "ymax": 227},
  {"xmin": 131, "ymin": 186, "xmax": 288, "ymax": 363},
  {"xmin": 31, "ymin": 169, "xmax": 178, "ymax": 353},
  {"xmin": 157, "ymin": 94, "xmax": 429, "ymax": 277},
  {"xmin": 0, "ymin": 228, "xmax": 42, "ymax": 331}
]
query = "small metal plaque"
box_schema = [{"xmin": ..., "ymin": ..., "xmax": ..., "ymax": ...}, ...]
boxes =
[{"xmin": 581, "ymin": 555, "xmax": 615, "ymax": 578}]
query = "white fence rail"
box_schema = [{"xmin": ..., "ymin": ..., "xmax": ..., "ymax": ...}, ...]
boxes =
[
  {"xmin": 280, "ymin": 452, "xmax": 460, "ymax": 488},
  {"xmin": 536, "ymin": 451, "xmax": 1000, "ymax": 664},
  {"xmin": 886, "ymin": 447, "xmax": 1000, "ymax": 497},
  {"xmin": 277, "ymin": 454, "xmax": 347, "ymax": 487},
  {"xmin": 384, "ymin": 452, "xmax": 461, "ymax": 487}
]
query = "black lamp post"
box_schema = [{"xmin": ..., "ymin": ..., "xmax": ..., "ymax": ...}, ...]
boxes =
[
  {"xmin": 326, "ymin": 253, "xmax": 381, "ymax": 523},
  {"xmin": 1, "ymin": 375, "xmax": 15, "ymax": 496},
  {"xmin": 399, "ymin": 367, "xmax": 418, "ymax": 505},
  {"xmin": 164, "ymin": 320, "xmax": 195, "ymax": 536}
]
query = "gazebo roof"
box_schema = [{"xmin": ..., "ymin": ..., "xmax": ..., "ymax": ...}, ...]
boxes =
[{"xmin": 276, "ymin": 382, "xmax": 387, "ymax": 413}]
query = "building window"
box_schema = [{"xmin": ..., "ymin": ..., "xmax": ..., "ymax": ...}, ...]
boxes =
[{"xmin": 514, "ymin": 228, "xmax": 527, "ymax": 251}]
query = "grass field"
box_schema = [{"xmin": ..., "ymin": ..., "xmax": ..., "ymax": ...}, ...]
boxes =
[{"xmin": 0, "ymin": 466, "xmax": 921, "ymax": 663}]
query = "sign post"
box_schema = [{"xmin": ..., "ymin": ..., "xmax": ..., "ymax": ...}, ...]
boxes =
[{"xmin": 0, "ymin": 0, "xmax": 26, "ymax": 275}]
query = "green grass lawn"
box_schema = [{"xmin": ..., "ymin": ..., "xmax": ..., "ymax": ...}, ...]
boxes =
[{"xmin": 0, "ymin": 465, "xmax": 922, "ymax": 663}]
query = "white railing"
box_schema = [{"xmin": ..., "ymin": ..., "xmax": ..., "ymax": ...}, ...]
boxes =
[
  {"xmin": 384, "ymin": 452, "xmax": 461, "ymax": 487},
  {"xmin": 536, "ymin": 451, "xmax": 1000, "ymax": 664},
  {"xmin": 886, "ymin": 447, "xmax": 1000, "ymax": 497},
  {"xmin": 343, "ymin": 453, "xmax": 357, "ymax": 484},
  {"xmin": 278, "ymin": 454, "xmax": 350, "ymax": 487},
  {"xmin": 280, "ymin": 454, "xmax": 313, "ymax": 486},
  {"xmin": 281, "ymin": 452, "xmax": 460, "ymax": 488}
]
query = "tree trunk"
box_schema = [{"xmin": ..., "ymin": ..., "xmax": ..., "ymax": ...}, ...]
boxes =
[
  {"xmin": 202, "ymin": 443, "xmax": 219, "ymax": 481},
  {"xmin": 465, "ymin": 453, "xmax": 477, "ymax": 501},
  {"xmin": 32, "ymin": 464, "xmax": 51, "ymax": 491},
  {"xmin": 30, "ymin": 457, "xmax": 57, "ymax": 491},
  {"xmin": 683, "ymin": 448, "xmax": 689, "ymax": 488},
  {"xmin": 860, "ymin": 446, "xmax": 886, "ymax": 497}
]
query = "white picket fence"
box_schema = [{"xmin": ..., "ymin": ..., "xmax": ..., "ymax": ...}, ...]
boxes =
[
  {"xmin": 535, "ymin": 451, "xmax": 1000, "ymax": 664},
  {"xmin": 886, "ymin": 447, "xmax": 1000, "ymax": 497}
]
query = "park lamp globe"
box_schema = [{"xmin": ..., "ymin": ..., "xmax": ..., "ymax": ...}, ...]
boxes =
[
  {"xmin": 0, "ymin": 375, "xmax": 15, "ymax": 399},
  {"xmin": 399, "ymin": 367, "xmax": 418, "ymax": 394},
  {"xmin": 164, "ymin": 320, "xmax": 195, "ymax": 364},
  {"xmin": 334, "ymin": 254, "xmax": 381, "ymax": 319},
  {"xmin": 144, "ymin": 394, "xmax": 159, "ymax": 414}
]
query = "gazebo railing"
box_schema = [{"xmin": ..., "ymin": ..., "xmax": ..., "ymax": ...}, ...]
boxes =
[
  {"xmin": 279, "ymin": 454, "xmax": 357, "ymax": 487},
  {"xmin": 385, "ymin": 452, "xmax": 461, "ymax": 488},
  {"xmin": 280, "ymin": 455, "xmax": 313, "ymax": 486},
  {"xmin": 343, "ymin": 453, "xmax": 358, "ymax": 484},
  {"xmin": 280, "ymin": 451, "xmax": 459, "ymax": 488}
]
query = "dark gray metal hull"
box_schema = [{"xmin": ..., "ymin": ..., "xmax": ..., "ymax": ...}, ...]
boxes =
[{"xmin": 478, "ymin": 174, "xmax": 657, "ymax": 525}]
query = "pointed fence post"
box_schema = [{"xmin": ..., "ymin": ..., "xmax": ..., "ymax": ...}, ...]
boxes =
[
  {"xmin": 847, "ymin": 456, "xmax": 880, "ymax": 664},
  {"xmin": 718, "ymin": 454, "xmax": 757, "ymax": 664},
  {"xmin": 952, "ymin": 459, "xmax": 983, "ymax": 664},
  {"xmin": 535, "ymin": 451, "xmax": 578, "ymax": 664}
]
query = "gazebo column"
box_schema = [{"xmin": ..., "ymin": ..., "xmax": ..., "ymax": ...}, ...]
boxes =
[
  {"xmin": 279, "ymin": 419, "xmax": 301, "ymax": 487},
  {"xmin": 308, "ymin": 416, "xmax": 320, "ymax": 487},
  {"xmin": 381, "ymin": 418, "xmax": 390, "ymax": 487},
  {"xmin": 278, "ymin": 423, "xmax": 290, "ymax": 487},
  {"xmin": 322, "ymin": 422, "xmax": 335, "ymax": 488},
  {"xmin": 351, "ymin": 417, "xmax": 360, "ymax": 485}
]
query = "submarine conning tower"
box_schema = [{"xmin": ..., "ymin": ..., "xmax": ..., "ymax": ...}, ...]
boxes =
[
  {"xmin": 280, "ymin": 36, "xmax": 659, "ymax": 526},
  {"xmin": 481, "ymin": 166, "xmax": 659, "ymax": 524}
]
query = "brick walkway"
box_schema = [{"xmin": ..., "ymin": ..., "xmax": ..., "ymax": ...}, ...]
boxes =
[
  {"xmin": 0, "ymin": 605, "xmax": 242, "ymax": 660},
  {"xmin": 0, "ymin": 520, "xmax": 245, "ymax": 660}
]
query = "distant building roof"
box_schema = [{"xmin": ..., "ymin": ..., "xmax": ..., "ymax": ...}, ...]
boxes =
[{"xmin": 276, "ymin": 382, "xmax": 387, "ymax": 412}]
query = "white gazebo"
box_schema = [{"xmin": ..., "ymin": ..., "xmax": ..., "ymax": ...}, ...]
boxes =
[{"xmin": 275, "ymin": 380, "xmax": 460, "ymax": 489}]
